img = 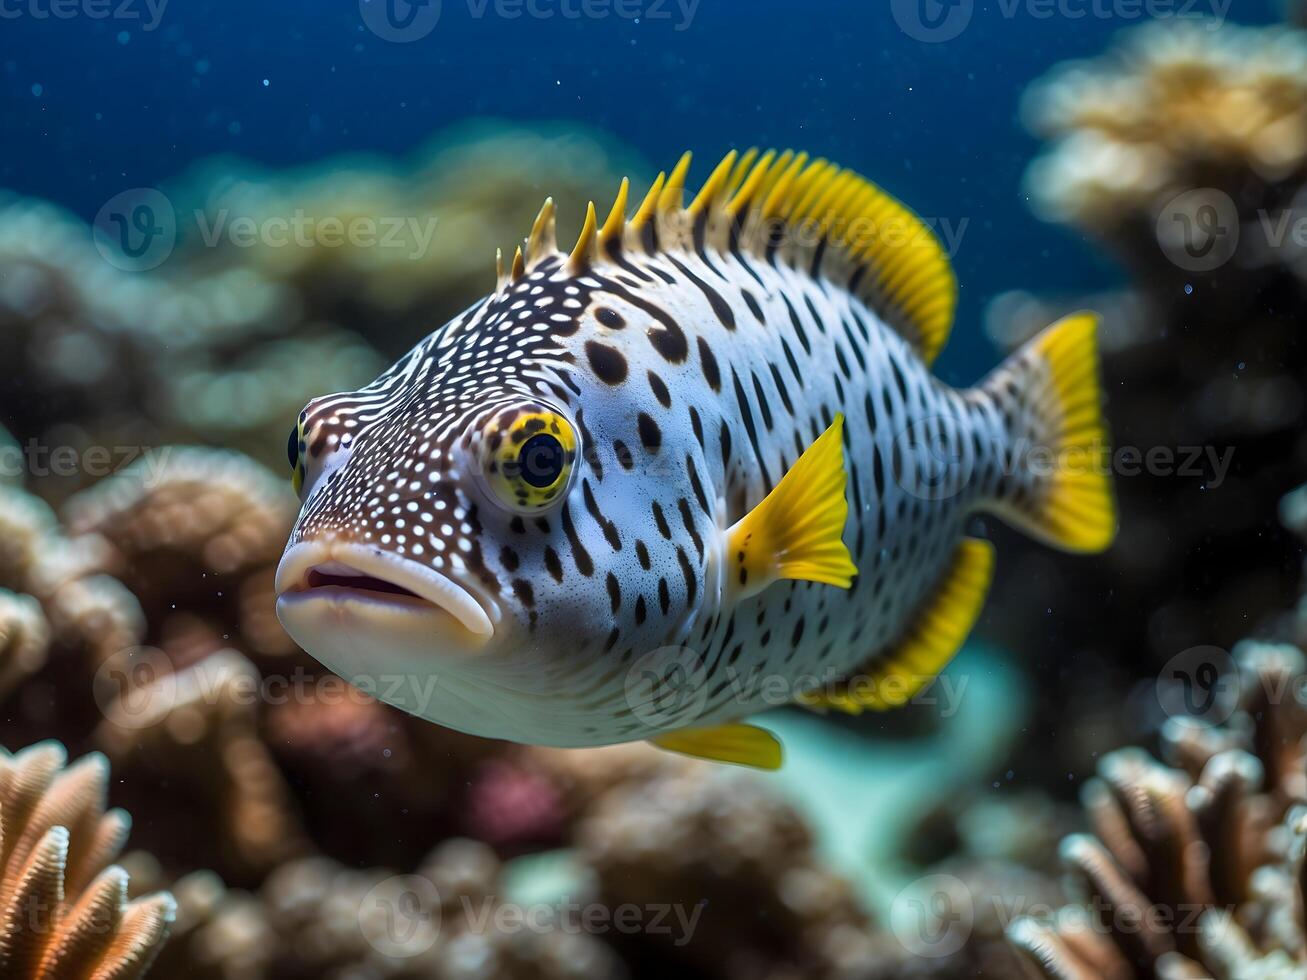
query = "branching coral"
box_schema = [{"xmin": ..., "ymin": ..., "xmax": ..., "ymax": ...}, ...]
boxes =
[
  {"xmin": 984, "ymin": 18, "xmax": 1307, "ymax": 794},
  {"xmin": 1008, "ymin": 642, "xmax": 1307, "ymax": 978},
  {"xmin": 0, "ymin": 741, "xmax": 174, "ymax": 979}
]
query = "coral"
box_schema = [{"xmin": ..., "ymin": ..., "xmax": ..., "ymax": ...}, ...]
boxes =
[
  {"xmin": 121, "ymin": 853, "xmax": 274, "ymax": 980},
  {"xmin": 96, "ymin": 648, "xmax": 309, "ymax": 885},
  {"xmin": 63, "ymin": 447, "xmax": 298, "ymax": 657},
  {"xmin": 0, "ymin": 741, "xmax": 174, "ymax": 979},
  {"xmin": 983, "ymin": 19, "xmax": 1307, "ymax": 791},
  {"xmin": 259, "ymin": 839, "xmax": 627, "ymax": 980},
  {"xmin": 0, "ymin": 590, "xmax": 49, "ymax": 703},
  {"xmin": 174, "ymin": 121, "xmax": 649, "ymax": 353},
  {"xmin": 1023, "ymin": 21, "xmax": 1307, "ymax": 232},
  {"xmin": 576, "ymin": 766, "xmax": 887, "ymax": 980},
  {"xmin": 1007, "ymin": 641, "xmax": 1307, "ymax": 978}
]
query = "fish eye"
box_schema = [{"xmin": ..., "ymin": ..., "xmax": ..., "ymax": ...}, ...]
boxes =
[
  {"xmin": 518, "ymin": 433, "xmax": 566, "ymax": 488},
  {"xmin": 482, "ymin": 410, "xmax": 577, "ymax": 513},
  {"xmin": 287, "ymin": 420, "xmax": 306, "ymax": 495}
]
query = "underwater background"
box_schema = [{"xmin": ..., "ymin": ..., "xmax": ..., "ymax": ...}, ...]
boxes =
[{"xmin": 4, "ymin": 0, "xmax": 1307, "ymax": 977}]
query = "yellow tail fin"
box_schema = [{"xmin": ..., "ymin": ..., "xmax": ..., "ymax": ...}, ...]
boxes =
[{"xmin": 984, "ymin": 312, "xmax": 1116, "ymax": 553}]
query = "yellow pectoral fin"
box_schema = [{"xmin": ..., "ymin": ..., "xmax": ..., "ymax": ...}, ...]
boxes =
[
  {"xmin": 726, "ymin": 415, "xmax": 858, "ymax": 600},
  {"xmin": 799, "ymin": 537, "xmax": 995, "ymax": 715},
  {"xmin": 651, "ymin": 723, "xmax": 783, "ymax": 770}
]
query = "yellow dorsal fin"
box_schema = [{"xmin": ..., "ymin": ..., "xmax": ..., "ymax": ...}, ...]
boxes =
[
  {"xmin": 505, "ymin": 147, "xmax": 957, "ymax": 362},
  {"xmin": 567, "ymin": 201, "xmax": 598, "ymax": 273},
  {"xmin": 726, "ymin": 414, "xmax": 857, "ymax": 599},
  {"xmin": 495, "ymin": 247, "xmax": 507, "ymax": 290},
  {"xmin": 657, "ymin": 151, "xmax": 693, "ymax": 213},
  {"xmin": 799, "ymin": 538, "xmax": 995, "ymax": 715},
  {"xmin": 688, "ymin": 149, "xmax": 737, "ymax": 218},
  {"xmin": 525, "ymin": 197, "xmax": 556, "ymax": 267},
  {"xmin": 511, "ymin": 245, "xmax": 525, "ymax": 281},
  {"xmin": 726, "ymin": 149, "xmax": 777, "ymax": 218},
  {"xmin": 599, "ymin": 177, "xmax": 629, "ymax": 252},
  {"xmin": 725, "ymin": 147, "xmax": 759, "ymax": 199},
  {"xmin": 651, "ymin": 723, "xmax": 782, "ymax": 770},
  {"xmin": 627, "ymin": 172, "xmax": 665, "ymax": 248}
]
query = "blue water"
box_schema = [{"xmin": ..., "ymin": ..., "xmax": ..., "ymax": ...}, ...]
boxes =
[{"xmin": 1, "ymin": 0, "xmax": 1286, "ymax": 379}]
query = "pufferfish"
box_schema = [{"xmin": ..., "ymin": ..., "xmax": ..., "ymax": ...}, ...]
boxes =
[{"xmin": 275, "ymin": 148, "xmax": 1115, "ymax": 769}]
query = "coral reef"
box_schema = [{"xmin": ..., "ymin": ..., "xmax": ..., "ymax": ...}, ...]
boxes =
[
  {"xmin": 0, "ymin": 123, "xmax": 641, "ymax": 476},
  {"xmin": 0, "ymin": 741, "xmax": 174, "ymax": 979},
  {"xmin": 982, "ymin": 16, "xmax": 1307, "ymax": 790},
  {"xmin": 256, "ymin": 839, "xmax": 629, "ymax": 980},
  {"xmin": 1008, "ymin": 641, "xmax": 1307, "ymax": 978},
  {"xmin": 577, "ymin": 765, "xmax": 891, "ymax": 979}
]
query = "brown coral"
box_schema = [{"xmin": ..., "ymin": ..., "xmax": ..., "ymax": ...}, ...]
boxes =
[
  {"xmin": 1008, "ymin": 642, "xmax": 1307, "ymax": 978},
  {"xmin": 0, "ymin": 741, "xmax": 174, "ymax": 979},
  {"xmin": 95, "ymin": 648, "xmax": 309, "ymax": 885},
  {"xmin": 63, "ymin": 447, "xmax": 298, "ymax": 660},
  {"xmin": 1023, "ymin": 21, "xmax": 1307, "ymax": 232},
  {"xmin": 577, "ymin": 766, "xmax": 885, "ymax": 980},
  {"xmin": 259, "ymin": 839, "xmax": 627, "ymax": 980}
]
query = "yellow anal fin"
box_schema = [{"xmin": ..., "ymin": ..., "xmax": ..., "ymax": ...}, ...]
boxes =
[
  {"xmin": 651, "ymin": 723, "xmax": 783, "ymax": 770},
  {"xmin": 800, "ymin": 537, "xmax": 995, "ymax": 715},
  {"xmin": 727, "ymin": 415, "xmax": 858, "ymax": 600}
]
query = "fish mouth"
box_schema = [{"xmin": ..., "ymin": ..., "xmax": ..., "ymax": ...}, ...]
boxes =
[{"xmin": 275, "ymin": 539, "xmax": 498, "ymax": 639}]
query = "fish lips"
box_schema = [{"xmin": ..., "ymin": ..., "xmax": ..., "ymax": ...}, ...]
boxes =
[{"xmin": 275, "ymin": 539, "xmax": 499, "ymax": 671}]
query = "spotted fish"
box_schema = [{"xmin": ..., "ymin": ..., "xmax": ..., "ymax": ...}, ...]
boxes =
[{"xmin": 275, "ymin": 148, "xmax": 1115, "ymax": 769}]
